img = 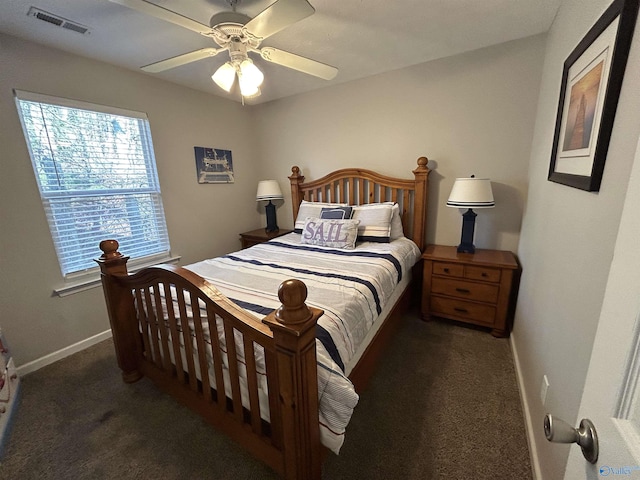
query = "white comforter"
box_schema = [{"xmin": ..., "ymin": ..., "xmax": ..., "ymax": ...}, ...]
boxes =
[{"xmin": 184, "ymin": 233, "xmax": 421, "ymax": 453}]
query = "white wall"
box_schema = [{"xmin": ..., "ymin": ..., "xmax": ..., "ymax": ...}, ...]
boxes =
[
  {"xmin": 253, "ymin": 35, "xmax": 547, "ymax": 253},
  {"xmin": 0, "ymin": 33, "xmax": 261, "ymax": 367},
  {"xmin": 513, "ymin": 0, "xmax": 640, "ymax": 477}
]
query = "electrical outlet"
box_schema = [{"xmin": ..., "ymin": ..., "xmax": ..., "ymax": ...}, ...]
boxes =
[{"xmin": 540, "ymin": 375, "xmax": 550, "ymax": 405}]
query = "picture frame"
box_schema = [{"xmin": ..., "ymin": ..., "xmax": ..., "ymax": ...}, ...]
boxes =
[
  {"xmin": 194, "ymin": 146, "xmax": 235, "ymax": 184},
  {"xmin": 548, "ymin": 0, "xmax": 638, "ymax": 192}
]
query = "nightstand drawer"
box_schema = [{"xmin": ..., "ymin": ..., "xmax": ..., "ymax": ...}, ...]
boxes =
[
  {"xmin": 465, "ymin": 265, "xmax": 501, "ymax": 283},
  {"xmin": 433, "ymin": 262, "xmax": 464, "ymax": 278},
  {"xmin": 431, "ymin": 277, "xmax": 499, "ymax": 303},
  {"xmin": 430, "ymin": 296, "xmax": 496, "ymax": 326}
]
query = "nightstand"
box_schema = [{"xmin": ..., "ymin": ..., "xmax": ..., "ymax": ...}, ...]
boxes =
[
  {"xmin": 239, "ymin": 228, "xmax": 293, "ymax": 249},
  {"xmin": 421, "ymin": 244, "xmax": 520, "ymax": 337}
]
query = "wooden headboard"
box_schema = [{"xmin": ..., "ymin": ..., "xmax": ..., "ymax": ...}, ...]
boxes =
[{"xmin": 288, "ymin": 157, "xmax": 430, "ymax": 251}]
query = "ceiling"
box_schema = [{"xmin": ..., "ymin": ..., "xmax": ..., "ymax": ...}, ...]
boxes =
[{"xmin": 0, "ymin": 0, "xmax": 561, "ymax": 104}]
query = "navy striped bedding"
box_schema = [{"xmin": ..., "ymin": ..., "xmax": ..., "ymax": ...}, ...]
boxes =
[{"xmin": 185, "ymin": 232, "xmax": 421, "ymax": 453}]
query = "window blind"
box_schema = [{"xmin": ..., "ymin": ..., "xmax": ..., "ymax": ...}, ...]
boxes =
[{"xmin": 15, "ymin": 91, "xmax": 171, "ymax": 277}]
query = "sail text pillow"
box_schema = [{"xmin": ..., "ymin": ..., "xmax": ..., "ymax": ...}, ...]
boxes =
[{"xmin": 300, "ymin": 218, "xmax": 360, "ymax": 249}]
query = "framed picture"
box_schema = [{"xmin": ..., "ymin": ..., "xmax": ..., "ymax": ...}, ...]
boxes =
[
  {"xmin": 548, "ymin": 0, "xmax": 638, "ymax": 191},
  {"xmin": 194, "ymin": 146, "xmax": 234, "ymax": 184}
]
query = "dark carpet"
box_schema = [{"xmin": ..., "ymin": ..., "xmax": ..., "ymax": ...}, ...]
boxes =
[{"xmin": 0, "ymin": 311, "xmax": 532, "ymax": 479}]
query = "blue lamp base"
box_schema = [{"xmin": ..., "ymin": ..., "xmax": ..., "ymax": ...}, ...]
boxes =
[
  {"xmin": 264, "ymin": 200, "xmax": 279, "ymax": 233},
  {"xmin": 457, "ymin": 208, "xmax": 477, "ymax": 254}
]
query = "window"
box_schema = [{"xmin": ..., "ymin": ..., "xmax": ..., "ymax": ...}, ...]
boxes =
[{"xmin": 15, "ymin": 90, "xmax": 171, "ymax": 283}]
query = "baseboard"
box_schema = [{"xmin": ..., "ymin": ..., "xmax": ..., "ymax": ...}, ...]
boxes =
[
  {"xmin": 510, "ymin": 332, "xmax": 542, "ymax": 480},
  {"xmin": 16, "ymin": 330, "xmax": 112, "ymax": 377}
]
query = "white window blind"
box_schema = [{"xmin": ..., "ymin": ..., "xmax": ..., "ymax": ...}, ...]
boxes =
[{"xmin": 15, "ymin": 91, "xmax": 170, "ymax": 278}]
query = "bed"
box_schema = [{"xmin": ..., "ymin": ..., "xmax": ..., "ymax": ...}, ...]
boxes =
[{"xmin": 97, "ymin": 157, "xmax": 430, "ymax": 479}]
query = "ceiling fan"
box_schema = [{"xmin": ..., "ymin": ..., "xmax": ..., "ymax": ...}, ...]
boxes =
[{"xmin": 109, "ymin": 0, "xmax": 338, "ymax": 98}]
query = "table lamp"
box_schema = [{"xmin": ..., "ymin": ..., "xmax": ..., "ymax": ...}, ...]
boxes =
[
  {"xmin": 447, "ymin": 176, "xmax": 494, "ymax": 253},
  {"xmin": 256, "ymin": 180, "xmax": 283, "ymax": 233}
]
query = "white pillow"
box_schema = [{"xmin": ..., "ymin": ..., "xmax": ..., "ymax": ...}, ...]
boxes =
[
  {"xmin": 351, "ymin": 203, "xmax": 394, "ymax": 243},
  {"xmin": 389, "ymin": 203, "xmax": 405, "ymax": 240},
  {"xmin": 294, "ymin": 200, "xmax": 348, "ymax": 232},
  {"xmin": 300, "ymin": 217, "xmax": 360, "ymax": 249}
]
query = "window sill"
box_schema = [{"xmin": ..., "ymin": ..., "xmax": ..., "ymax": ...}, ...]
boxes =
[{"xmin": 53, "ymin": 254, "xmax": 182, "ymax": 297}]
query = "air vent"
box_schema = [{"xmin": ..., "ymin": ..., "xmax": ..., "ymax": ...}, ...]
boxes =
[{"xmin": 27, "ymin": 7, "xmax": 90, "ymax": 35}]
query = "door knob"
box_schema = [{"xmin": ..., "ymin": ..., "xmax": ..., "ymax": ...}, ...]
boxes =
[{"xmin": 544, "ymin": 414, "xmax": 599, "ymax": 464}]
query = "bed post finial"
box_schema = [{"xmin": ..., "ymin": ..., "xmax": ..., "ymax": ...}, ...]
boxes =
[
  {"xmin": 263, "ymin": 279, "xmax": 323, "ymax": 480},
  {"xmin": 275, "ymin": 279, "xmax": 312, "ymax": 325},
  {"xmin": 289, "ymin": 166, "xmax": 305, "ymax": 226},
  {"xmin": 99, "ymin": 239, "xmax": 123, "ymax": 260},
  {"xmin": 95, "ymin": 240, "xmax": 142, "ymax": 384}
]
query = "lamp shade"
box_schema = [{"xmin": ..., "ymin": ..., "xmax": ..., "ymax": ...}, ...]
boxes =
[
  {"xmin": 239, "ymin": 59, "xmax": 263, "ymax": 97},
  {"xmin": 212, "ymin": 62, "xmax": 236, "ymax": 92},
  {"xmin": 446, "ymin": 177, "xmax": 495, "ymax": 208},
  {"xmin": 256, "ymin": 180, "xmax": 283, "ymax": 201},
  {"xmin": 240, "ymin": 59, "xmax": 264, "ymax": 87}
]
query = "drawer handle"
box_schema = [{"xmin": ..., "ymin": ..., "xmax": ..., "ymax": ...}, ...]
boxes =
[
  {"xmin": 481, "ymin": 272, "xmax": 488, "ymax": 277},
  {"xmin": 443, "ymin": 268, "xmax": 450, "ymax": 273},
  {"xmin": 454, "ymin": 307, "xmax": 469, "ymax": 313},
  {"xmin": 455, "ymin": 288, "xmax": 471, "ymax": 294}
]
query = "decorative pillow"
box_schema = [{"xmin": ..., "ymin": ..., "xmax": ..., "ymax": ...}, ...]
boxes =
[
  {"xmin": 300, "ymin": 217, "xmax": 360, "ymax": 249},
  {"xmin": 320, "ymin": 206, "xmax": 353, "ymax": 220},
  {"xmin": 294, "ymin": 200, "xmax": 348, "ymax": 233},
  {"xmin": 351, "ymin": 203, "xmax": 394, "ymax": 243}
]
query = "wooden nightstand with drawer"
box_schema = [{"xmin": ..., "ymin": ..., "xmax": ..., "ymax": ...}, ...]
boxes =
[{"xmin": 421, "ymin": 244, "xmax": 520, "ymax": 337}]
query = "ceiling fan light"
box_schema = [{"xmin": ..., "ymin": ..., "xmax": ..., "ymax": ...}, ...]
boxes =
[
  {"xmin": 243, "ymin": 87, "xmax": 262, "ymax": 99},
  {"xmin": 238, "ymin": 75, "xmax": 260, "ymax": 97},
  {"xmin": 239, "ymin": 59, "xmax": 264, "ymax": 87},
  {"xmin": 212, "ymin": 62, "xmax": 236, "ymax": 92}
]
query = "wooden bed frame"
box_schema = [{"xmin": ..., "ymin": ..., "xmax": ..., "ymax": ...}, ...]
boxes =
[{"xmin": 97, "ymin": 157, "xmax": 430, "ymax": 479}]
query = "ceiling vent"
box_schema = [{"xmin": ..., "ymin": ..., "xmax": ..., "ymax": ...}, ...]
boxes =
[{"xmin": 27, "ymin": 7, "xmax": 90, "ymax": 35}]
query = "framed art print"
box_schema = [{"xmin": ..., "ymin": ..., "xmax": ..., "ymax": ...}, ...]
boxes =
[
  {"xmin": 548, "ymin": 0, "xmax": 638, "ymax": 191},
  {"xmin": 194, "ymin": 146, "xmax": 234, "ymax": 184}
]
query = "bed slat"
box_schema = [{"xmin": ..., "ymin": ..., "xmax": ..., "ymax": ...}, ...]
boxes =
[
  {"xmin": 176, "ymin": 288, "xmax": 198, "ymax": 392},
  {"xmin": 134, "ymin": 289, "xmax": 153, "ymax": 364},
  {"xmin": 142, "ymin": 288, "xmax": 163, "ymax": 369},
  {"xmin": 206, "ymin": 305, "xmax": 228, "ymax": 409},
  {"xmin": 190, "ymin": 291, "xmax": 212, "ymax": 403},
  {"xmin": 163, "ymin": 282, "xmax": 185, "ymax": 384},
  {"xmin": 224, "ymin": 322, "xmax": 245, "ymax": 422},
  {"xmin": 243, "ymin": 336, "xmax": 262, "ymax": 435},
  {"xmin": 152, "ymin": 283, "xmax": 173, "ymax": 373},
  {"xmin": 264, "ymin": 347, "xmax": 283, "ymax": 450}
]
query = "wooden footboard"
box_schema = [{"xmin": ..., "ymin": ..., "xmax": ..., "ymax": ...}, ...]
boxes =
[{"xmin": 97, "ymin": 239, "xmax": 323, "ymax": 480}]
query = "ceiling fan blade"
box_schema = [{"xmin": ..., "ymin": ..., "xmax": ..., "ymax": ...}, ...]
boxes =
[
  {"xmin": 244, "ymin": 0, "xmax": 315, "ymax": 40},
  {"xmin": 141, "ymin": 47, "xmax": 222, "ymax": 73},
  {"xmin": 259, "ymin": 47, "xmax": 338, "ymax": 80},
  {"xmin": 109, "ymin": 0, "xmax": 212, "ymax": 35}
]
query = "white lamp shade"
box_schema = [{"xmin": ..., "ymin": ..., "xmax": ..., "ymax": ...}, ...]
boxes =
[
  {"xmin": 239, "ymin": 76, "xmax": 260, "ymax": 97},
  {"xmin": 212, "ymin": 62, "xmax": 236, "ymax": 92},
  {"xmin": 446, "ymin": 177, "xmax": 495, "ymax": 208},
  {"xmin": 256, "ymin": 180, "xmax": 283, "ymax": 201},
  {"xmin": 238, "ymin": 59, "xmax": 263, "ymax": 97},
  {"xmin": 239, "ymin": 59, "xmax": 264, "ymax": 87}
]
